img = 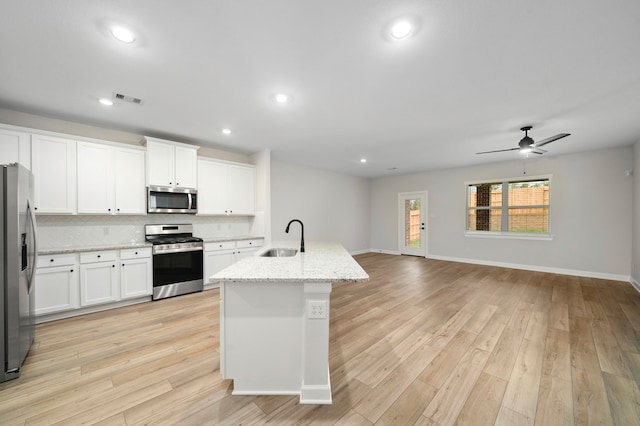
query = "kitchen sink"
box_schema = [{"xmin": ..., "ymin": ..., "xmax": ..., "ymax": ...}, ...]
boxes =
[{"xmin": 259, "ymin": 248, "xmax": 298, "ymax": 257}]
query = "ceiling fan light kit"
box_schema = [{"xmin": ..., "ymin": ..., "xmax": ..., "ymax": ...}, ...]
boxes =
[{"xmin": 476, "ymin": 126, "xmax": 571, "ymax": 156}]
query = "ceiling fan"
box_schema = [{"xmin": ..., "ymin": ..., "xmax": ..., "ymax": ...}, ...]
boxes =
[{"xmin": 477, "ymin": 126, "xmax": 571, "ymax": 155}]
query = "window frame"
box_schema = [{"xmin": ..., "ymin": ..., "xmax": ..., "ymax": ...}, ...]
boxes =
[{"xmin": 464, "ymin": 174, "xmax": 553, "ymax": 240}]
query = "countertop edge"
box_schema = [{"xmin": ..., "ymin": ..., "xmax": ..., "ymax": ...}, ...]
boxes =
[
  {"xmin": 39, "ymin": 235, "xmax": 265, "ymax": 255},
  {"xmin": 210, "ymin": 241, "xmax": 369, "ymax": 283}
]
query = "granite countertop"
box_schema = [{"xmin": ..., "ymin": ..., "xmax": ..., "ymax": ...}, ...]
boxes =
[
  {"xmin": 39, "ymin": 235, "xmax": 264, "ymax": 255},
  {"xmin": 209, "ymin": 241, "xmax": 369, "ymax": 283},
  {"xmin": 202, "ymin": 236, "xmax": 263, "ymax": 244},
  {"xmin": 38, "ymin": 242, "xmax": 152, "ymax": 255}
]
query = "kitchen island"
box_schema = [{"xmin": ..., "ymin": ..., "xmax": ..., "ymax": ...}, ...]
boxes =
[{"xmin": 209, "ymin": 241, "xmax": 368, "ymax": 404}]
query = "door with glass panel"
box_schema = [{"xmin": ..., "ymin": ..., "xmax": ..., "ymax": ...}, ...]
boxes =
[{"xmin": 398, "ymin": 192, "xmax": 427, "ymax": 256}]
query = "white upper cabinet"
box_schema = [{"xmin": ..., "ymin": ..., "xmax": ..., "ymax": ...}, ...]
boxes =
[
  {"xmin": 114, "ymin": 147, "xmax": 146, "ymax": 214},
  {"xmin": 77, "ymin": 141, "xmax": 113, "ymax": 214},
  {"xmin": 197, "ymin": 158, "xmax": 255, "ymax": 215},
  {"xmin": 0, "ymin": 126, "xmax": 31, "ymax": 170},
  {"xmin": 227, "ymin": 164, "xmax": 256, "ymax": 215},
  {"xmin": 31, "ymin": 134, "xmax": 77, "ymax": 214},
  {"xmin": 146, "ymin": 137, "xmax": 198, "ymax": 189},
  {"xmin": 174, "ymin": 146, "xmax": 197, "ymax": 189},
  {"xmin": 77, "ymin": 141, "xmax": 146, "ymax": 215},
  {"xmin": 197, "ymin": 160, "xmax": 227, "ymax": 214}
]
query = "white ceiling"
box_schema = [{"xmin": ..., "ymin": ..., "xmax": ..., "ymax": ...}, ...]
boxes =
[{"xmin": 2, "ymin": 1, "xmax": 640, "ymax": 178}]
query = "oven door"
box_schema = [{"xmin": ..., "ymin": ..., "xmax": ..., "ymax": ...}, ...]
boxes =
[{"xmin": 152, "ymin": 247, "xmax": 203, "ymax": 289}]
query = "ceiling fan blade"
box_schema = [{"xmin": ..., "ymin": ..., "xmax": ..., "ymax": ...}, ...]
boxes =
[
  {"xmin": 534, "ymin": 133, "xmax": 570, "ymax": 147},
  {"xmin": 531, "ymin": 150, "xmax": 544, "ymax": 155},
  {"xmin": 531, "ymin": 147, "xmax": 548, "ymax": 153},
  {"xmin": 476, "ymin": 147, "xmax": 520, "ymax": 155}
]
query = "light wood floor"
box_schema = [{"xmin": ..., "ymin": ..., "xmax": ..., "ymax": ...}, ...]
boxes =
[{"xmin": 1, "ymin": 253, "xmax": 640, "ymax": 425}]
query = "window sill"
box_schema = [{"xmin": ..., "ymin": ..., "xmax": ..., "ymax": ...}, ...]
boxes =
[{"xmin": 464, "ymin": 231, "xmax": 554, "ymax": 241}]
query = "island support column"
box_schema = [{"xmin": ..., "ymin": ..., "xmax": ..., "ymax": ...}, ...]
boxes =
[{"xmin": 300, "ymin": 281, "xmax": 333, "ymax": 404}]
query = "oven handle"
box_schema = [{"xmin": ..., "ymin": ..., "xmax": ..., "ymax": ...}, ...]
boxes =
[{"xmin": 153, "ymin": 246, "xmax": 204, "ymax": 255}]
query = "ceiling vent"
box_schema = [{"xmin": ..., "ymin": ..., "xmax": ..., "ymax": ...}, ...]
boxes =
[{"xmin": 114, "ymin": 92, "xmax": 144, "ymax": 105}]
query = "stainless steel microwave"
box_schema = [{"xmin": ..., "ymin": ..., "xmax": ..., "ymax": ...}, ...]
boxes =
[{"xmin": 147, "ymin": 186, "xmax": 197, "ymax": 214}]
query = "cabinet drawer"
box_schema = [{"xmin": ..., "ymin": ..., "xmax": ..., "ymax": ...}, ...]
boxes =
[
  {"xmin": 37, "ymin": 253, "xmax": 77, "ymax": 268},
  {"xmin": 206, "ymin": 241, "xmax": 236, "ymax": 251},
  {"xmin": 236, "ymin": 239, "xmax": 264, "ymax": 249},
  {"xmin": 80, "ymin": 250, "xmax": 117, "ymax": 264},
  {"xmin": 120, "ymin": 247, "xmax": 152, "ymax": 260}
]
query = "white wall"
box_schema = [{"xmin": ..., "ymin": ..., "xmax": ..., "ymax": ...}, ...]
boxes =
[
  {"xmin": 371, "ymin": 146, "xmax": 634, "ymax": 279},
  {"xmin": 632, "ymin": 142, "xmax": 640, "ymax": 287},
  {"xmin": 249, "ymin": 149, "xmax": 271, "ymax": 241},
  {"xmin": 270, "ymin": 160, "xmax": 371, "ymax": 253}
]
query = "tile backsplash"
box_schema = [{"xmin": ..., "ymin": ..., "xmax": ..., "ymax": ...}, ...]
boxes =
[{"xmin": 37, "ymin": 214, "xmax": 253, "ymax": 249}]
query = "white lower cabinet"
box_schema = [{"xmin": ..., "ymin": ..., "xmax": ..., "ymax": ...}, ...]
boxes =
[
  {"xmin": 79, "ymin": 250, "xmax": 120, "ymax": 306},
  {"xmin": 205, "ymin": 241, "xmax": 236, "ymax": 286},
  {"xmin": 235, "ymin": 239, "xmax": 263, "ymax": 260},
  {"xmin": 35, "ymin": 253, "xmax": 79, "ymax": 315},
  {"xmin": 204, "ymin": 239, "xmax": 264, "ymax": 287},
  {"xmin": 120, "ymin": 248, "xmax": 152, "ymax": 298}
]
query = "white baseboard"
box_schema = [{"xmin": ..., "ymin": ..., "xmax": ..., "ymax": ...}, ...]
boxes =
[
  {"xmin": 424, "ymin": 254, "xmax": 631, "ymax": 282},
  {"xmin": 349, "ymin": 249, "xmax": 372, "ymax": 255},
  {"xmin": 631, "ymin": 276, "xmax": 640, "ymax": 293},
  {"xmin": 35, "ymin": 296, "xmax": 150, "ymax": 324},
  {"xmin": 366, "ymin": 248, "xmax": 401, "ymax": 256},
  {"xmin": 366, "ymin": 249, "xmax": 632, "ymax": 283}
]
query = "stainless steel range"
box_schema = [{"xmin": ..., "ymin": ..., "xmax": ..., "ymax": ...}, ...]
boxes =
[{"xmin": 145, "ymin": 224, "xmax": 203, "ymax": 300}]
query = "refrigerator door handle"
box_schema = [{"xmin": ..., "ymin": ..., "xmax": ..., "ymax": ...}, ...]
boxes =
[{"xmin": 26, "ymin": 198, "xmax": 38, "ymax": 292}]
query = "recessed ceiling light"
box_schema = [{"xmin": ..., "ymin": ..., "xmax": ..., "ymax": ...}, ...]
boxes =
[
  {"xmin": 99, "ymin": 98, "xmax": 113, "ymax": 106},
  {"xmin": 110, "ymin": 26, "xmax": 136, "ymax": 43},
  {"xmin": 360, "ymin": 158, "xmax": 367, "ymax": 163},
  {"xmin": 390, "ymin": 20, "xmax": 413, "ymax": 40},
  {"xmin": 222, "ymin": 128, "xmax": 231, "ymax": 135},
  {"xmin": 274, "ymin": 93, "xmax": 290, "ymax": 104}
]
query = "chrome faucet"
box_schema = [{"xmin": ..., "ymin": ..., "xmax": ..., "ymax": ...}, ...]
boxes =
[{"xmin": 285, "ymin": 219, "xmax": 305, "ymax": 253}]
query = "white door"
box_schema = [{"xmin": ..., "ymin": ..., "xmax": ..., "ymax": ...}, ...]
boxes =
[{"xmin": 398, "ymin": 192, "xmax": 427, "ymax": 256}]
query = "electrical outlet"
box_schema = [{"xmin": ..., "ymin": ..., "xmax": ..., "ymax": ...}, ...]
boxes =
[{"xmin": 307, "ymin": 300, "xmax": 327, "ymax": 319}]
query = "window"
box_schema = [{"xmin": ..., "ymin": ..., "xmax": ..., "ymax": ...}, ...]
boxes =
[{"xmin": 466, "ymin": 177, "xmax": 550, "ymax": 235}]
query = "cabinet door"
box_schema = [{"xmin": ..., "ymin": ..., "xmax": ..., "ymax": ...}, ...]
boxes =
[
  {"xmin": 205, "ymin": 249, "xmax": 236, "ymax": 285},
  {"xmin": 77, "ymin": 141, "xmax": 113, "ymax": 214},
  {"xmin": 235, "ymin": 248, "xmax": 258, "ymax": 260},
  {"xmin": 31, "ymin": 134, "xmax": 77, "ymax": 214},
  {"xmin": 80, "ymin": 262, "xmax": 119, "ymax": 306},
  {"xmin": 121, "ymin": 258, "xmax": 152, "ymax": 298},
  {"xmin": 174, "ymin": 146, "xmax": 197, "ymax": 189},
  {"xmin": 35, "ymin": 266, "xmax": 79, "ymax": 315},
  {"xmin": 197, "ymin": 160, "xmax": 228, "ymax": 214},
  {"xmin": 227, "ymin": 165, "xmax": 255, "ymax": 215},
  {"xmin": 146, "ymin": 141, "xmax": 174, "ymax": 186},
  {"xmin": 114, "ymin": 147, "xmax": 146, "ymax": 214},
  {"xmin": 0, "ymin": 127, "xmax": 31, "ymax": 170}
]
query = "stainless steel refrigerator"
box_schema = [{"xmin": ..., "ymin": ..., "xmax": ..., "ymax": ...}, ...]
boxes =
[{"xmin": 1, "ymin": 163, "xmax": 37, "ymax": 383}]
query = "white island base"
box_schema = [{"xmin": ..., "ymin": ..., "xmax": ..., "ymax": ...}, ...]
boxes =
[
  {"xmin": 212, "ymin": 242, "xmax": 369, "ymax": 405},
  {"xmin": 220, "ymin": 280, "xmax": 334, "ymax": 404}
]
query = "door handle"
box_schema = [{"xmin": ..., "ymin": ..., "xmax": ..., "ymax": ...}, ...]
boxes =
[{"xmin": 27, "ymin": 199, "xmax": 38, "ymax": 292}]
